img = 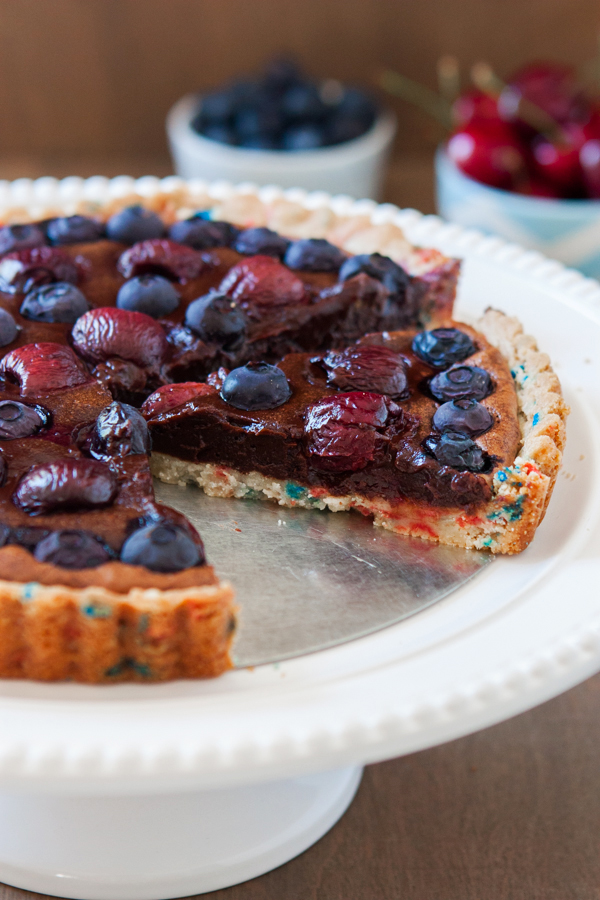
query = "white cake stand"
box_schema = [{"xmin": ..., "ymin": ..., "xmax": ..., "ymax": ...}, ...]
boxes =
[{"xmin": 0, "ymin": 180, "xmax": 599, "ymax": 900}]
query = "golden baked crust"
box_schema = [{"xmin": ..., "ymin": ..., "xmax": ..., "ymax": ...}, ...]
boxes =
[{"xmin": 0, "ymin": 573, "xmax": 235, "ymax": 682}]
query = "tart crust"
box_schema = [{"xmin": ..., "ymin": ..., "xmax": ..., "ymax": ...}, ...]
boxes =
[
  {"xmin": 150, "ymin": 309, "xmax": 568, "ymax": 555},
  {"xmin": 0, "ymin": 546, "xmax": 235, "ymax": 682}
]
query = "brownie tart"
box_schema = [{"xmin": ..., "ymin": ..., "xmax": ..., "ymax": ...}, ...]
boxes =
[
  {"xmin": 146, "ymin": 312, "xmax": 567, "ymax": 555},
  {"xmin": 0, "ymin": 179, "xmax": 462, "ymax": 682}
]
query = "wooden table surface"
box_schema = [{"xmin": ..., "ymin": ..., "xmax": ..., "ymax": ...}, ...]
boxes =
[{"xmin": 0, "ymin": 154, "xmax": 596, "ymax": 900}]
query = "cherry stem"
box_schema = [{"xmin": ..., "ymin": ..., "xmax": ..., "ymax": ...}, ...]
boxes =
[
  {"xmin": 470, "ymin": 61, "xmax": 565, "ymax": 145},
  {"xmin": 437, "ymin": 56, "xmax": 461, "ymax": 104},
  {"xmin": 378, "ymin": 68, "xmax": 454, "ymax": 130}
]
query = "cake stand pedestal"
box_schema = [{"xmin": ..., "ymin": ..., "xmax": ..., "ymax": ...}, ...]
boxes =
[{"xmin": 0, "ymin": 766, "xmax": 362, "ymax": 900}]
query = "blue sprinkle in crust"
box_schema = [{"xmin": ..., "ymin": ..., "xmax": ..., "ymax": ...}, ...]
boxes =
[
  {"xmin": 497, "ymin": 470, "xmax": 508, "ymax": 482},
  {"xmin": 285, "ymin": 482, "xmax": 308, "ymax": 500},
  {"xmin": 105, "ymin": 657, "xmax": 153, "ymax": 678},
  {"xmin": 532, "ymin": 412, "xmax": 540, "ymax": 426},
  {"xmin": 137, "ymin": 613, "xmax": 150, "ymax": 633},
  {"xmin": 20, "ymin": 583, "xmax": 38, "ymax": 602},
  {"xmin": 488, "ymin": 495, "xmax": 525, "ymax": 523},
  {"xmin": 82, "ymin": 602, "xmax": 112, "ymax": 619},
  {"xmin": 196, "ymin": 209, "xmax": 212, "ymax": 220}
]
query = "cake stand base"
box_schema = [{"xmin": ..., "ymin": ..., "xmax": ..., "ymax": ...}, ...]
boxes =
[{"xmin": 0, "ymin": 766, "xmax": 362, "ymax": 900}]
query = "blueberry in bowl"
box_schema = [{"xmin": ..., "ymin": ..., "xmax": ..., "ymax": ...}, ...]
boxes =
[{"xmin": 167, "ymin": 57, "xmax": 396, "ymax": 196}]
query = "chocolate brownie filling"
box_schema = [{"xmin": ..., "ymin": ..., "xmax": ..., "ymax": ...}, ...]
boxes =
[{"xmin": 146, "ymin": 324, "xmax": 520, "ymax": 511}]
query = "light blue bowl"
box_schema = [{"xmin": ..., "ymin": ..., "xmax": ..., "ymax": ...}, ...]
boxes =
[{"xmin": 435, "ymin": 147, "xmax": 600, "ymax": 280}]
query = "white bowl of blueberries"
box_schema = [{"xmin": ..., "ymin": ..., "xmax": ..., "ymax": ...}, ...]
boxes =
[{"xmin": 167, "ymin": 59, "xmax": 396, "ymax": 199}]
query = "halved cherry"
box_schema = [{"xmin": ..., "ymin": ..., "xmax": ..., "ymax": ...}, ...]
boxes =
[
  {"xmin": 71, "ymin": 307, "xmax": 169, "ymax": 370},
  {"xmin": 117, "ymin": 239, "xmax": 208, "ymax": 282},
  {"xmin": 0, "ymin": 342, "xmax": 90, "ymax": 396},
  {"xmin": 141, "ymin": 382, "xmax": 216, "ymax": 418}
]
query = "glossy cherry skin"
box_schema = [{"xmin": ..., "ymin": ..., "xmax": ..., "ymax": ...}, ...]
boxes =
[
  {"xmin": 0, "ymin": 400, "xmax": 50, "ymax": 440},
  {"xmin": 71, "ymin": 307, "xmax": 169, "ymax": 369},
  {"xmin": 500, "ymin": 63, "xmax": 589, "ymax": 132},
  {"xmin": 220, "ymin": 255, "xmax": 308, "ymax": 313},
  {"xmin": 13, "ymin": 459, "xmax": 118, "ymax": 515},
  {"xmin": 305, "ymin": 392, "xmax": 393, "ymax": 472},
  {"xmin": 90, "ymin": 402, "xmax": 150, "ymax": 459},
  {"xmin": 141, "ymin": 382, "xmax": 216, "ymax": 418},
  {"xmin": 447, "ymin": 124, "xmax": 526, "ymax": 190},
  {"xmin": 0, "ymin": 342, "xmax": 90, "ymax": 395},
  {"xmin": 322, "ymin": 344, "xmax": 408, "ymax": 398},
  {"xmin": 452, "ymin": 90, "xmax": 502, "ymax": 128}
]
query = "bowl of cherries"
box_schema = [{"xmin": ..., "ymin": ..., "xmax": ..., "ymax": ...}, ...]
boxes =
[
  {"xmin": 167, "ymin": 58, "xmax": 396, "ymax": 200},
  {"xmin": 433, "ymin": 61, "xmax": 600, "ymax": 278}
]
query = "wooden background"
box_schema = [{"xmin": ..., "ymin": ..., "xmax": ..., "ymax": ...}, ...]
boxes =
[{"xmin": 0, "ymin": 0, "xmax": 597, "ymax": 181}]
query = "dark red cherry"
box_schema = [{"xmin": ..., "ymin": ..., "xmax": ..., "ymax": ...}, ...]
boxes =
[
  {"xmin": 446, "ymin": 124, "xmax": 526, "ymax": 189},
  {"xmin": 0, "ymin": 400, "xmax": 50, "ymax": 439},
  {"xmin": 305, "ymin": 392, "xmax": 390, "ymax": 472},
  {"xmin": 220, "ymin": 255, "xmax": 308, "ymax": 313},
  {"xmin": 34, "ymin": 529, "xmax": 113, "ymax": 568},
  {"xmin": 499, "ymin": 63, "xmax": 589, "ymax": 131},
  {"xmin": 71, "ymin": 307, "xmax": 169, "ymax": 369},
  {"xmin": 13, "ymin": 459, "xmax": 118, "ymax": 515},
  {"xmin": 0, "ymin": 246, "xmax": 78, "ymax": 294},
  {"xmin": 0, "ymin": 342, "xmax": 90, "ymax": 395},
  {"xmin": 452, "ymin": 90, "xmax": 502, "ymax": 128},
  {"xmin": 141, "ymin": 382, "xmax": 216, "ymax": 418},
  {"xmin": 117, "ymin": 239, "xmax": 207, "ymax": 282},
  {"xmin": 90, "ymin": 402, "xmax": 150, "ymax": 459},
  {"xmin": 322, "ymin": 344, "xmax": 408, "ymax": 397},
  {"xmin": 530, "ymin": 132, "xmax": 584, "ymax": 195}
]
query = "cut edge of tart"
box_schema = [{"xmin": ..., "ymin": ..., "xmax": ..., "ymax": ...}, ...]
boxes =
[{"xmin": 148, "ymin": 308, "xmax": 568, "ymax": 556}]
